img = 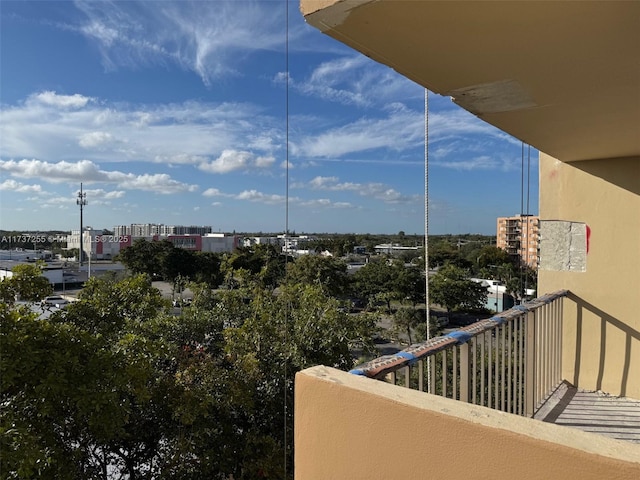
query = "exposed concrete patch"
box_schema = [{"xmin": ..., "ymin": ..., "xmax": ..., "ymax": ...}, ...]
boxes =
[
  {"xmin": 539, "ymin": 220, "xmax": 587, "ymax": 272},
  {"xmin": 449, "ymin": 79, "xmax": 537, "ymax": 114}
]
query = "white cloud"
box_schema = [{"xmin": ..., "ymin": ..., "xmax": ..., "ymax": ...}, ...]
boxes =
[
  {"xmin": 202, "ymin": 186, "xmax": 354, "ymax": 209},
  {"xmin": 307, "ymin": 176, "xmax": 420, "ymax": 204},
  {"xmin": 433, "ymin": 154, "xmax": 520, "ymax": 172},
  {"xmin": 309, "ymin": 176, "xmax": 339, "ymax": 189},
  {"xmin": 295, "ymin": 57, "xmax": 371, "ymax": 107},
  {"xmin": 204, "ymin": 187, "xmax": 300, "ymax": 205},
  {"xmin": 0, "ymin": 179, "xmax": 42, "ymax": 193},
  {"xmin": 84, "ymin": 188, "xmax": 125, "ymax": 199},
  {"xmin": 300, "ymin": 198, "xmax": 354, "ymax": 209},
  {"xmin": 37, "ymin": 195, "xmax": 75, "ymax": 207},
  {"xmin": 333, "ymin": 202, "xmax": 354, "ymax": 209},
  {"xmin": 1, "ymin": 93, "xmax": 275, "ymax": 166},
  {"xmin": 296, "ymin": 106, "xmax": 424, "ymax": 158},
  {"xmin": 155, "ymin": 154, "xmax": 209, "ymax": 166},
  {"xmin": 235, "ymin": 190, "xmax": 288, "ymax": 205},
  {"xmin": 290, "ymin": 99, "xmax": 519, "ymax": 165},
  {"xmin": 114, "ymin": 173, "xmax": 198, "ymax": 194},
  {"xmin": 79, "ymin": 131, "xmax": 114, "ymax": 148},
  {"xmin": 0, "ymin": 159, "xmax": 197, "ymax": 194},
  {"xmin": 202, "ymin": 188, "xmax": 225, "ymax": 197},
  {"xmin": 430, "ymin": 109, "xmax": 498, "ymax": 140},
  {"xmin": 254, "ymin": 155, "xmax": 276, "ymax": 168},
  {"xmin": 31, "ymin": 91, "xmax": 91, "ymax": 109},
  {"xmin": 198, "ymin": 150, "xmax": 275, "ymax": 174},
  {"xmin": 289, "ymin": 55, "xmax": 422, "ymax": 107},
  {"xmin": 73, "ymin": 1, "xmax": 287, "ymax": 86},
  {"xmin": 0, "ymin": 159, "xmax": 103, "ymax": 182},
  {"xmin": 2, "ymin": 89, "xmax": 510, "ymax": 184}
]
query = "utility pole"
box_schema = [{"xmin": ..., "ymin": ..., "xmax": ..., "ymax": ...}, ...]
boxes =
[{"xmin": 77, "ymin": 183, "xmax": 87, "ymax": 267}]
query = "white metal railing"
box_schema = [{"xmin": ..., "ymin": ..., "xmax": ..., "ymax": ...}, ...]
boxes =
[{"xmin": 350, "ymin": 290, "xmax": 567, "ymax": 417}]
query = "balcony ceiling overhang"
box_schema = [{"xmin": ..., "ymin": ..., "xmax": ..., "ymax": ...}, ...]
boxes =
[{"xmin": 301, "ymin": 0, "xmax": 640, "ymax": 163}]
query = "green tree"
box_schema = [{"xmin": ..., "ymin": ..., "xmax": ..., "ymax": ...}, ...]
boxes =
[
  {"xmin": 393, "ymin": 306, "xmax": 424, "ymax": 344},
  {"xmin": 394, "ymin": 264, "xmax": 425, "ymax": 306},
  {"xmin": 223, "ymin": 283, "xmax": 375, "ymax": 475},
  {"xmin": 63, "ymin": 274, "xmax": 167, "ymax": 336},
  {"xmin": 161, "ymin": 246, "xmax": 197, "ymax": 283},
  {"xmin": 473, "ymin": 245, "xmax": 514, "ymax": 274},
  {"xmin": 352, "ymin": 258, "xmax": 397, "ymax": 310},
  {"xmin": 223, "ymin": 244, "xmax": 287, "ymax": 289},
  {"xmin": 503, "ymin": 264, "xmax": 537, "ymax": 301},
  {"xmin": 428, "ymin": 241, "xmax": 461, "ymax": 269},
  {"xmin": 1, "ymin": 301, "xmax": 161, "ymax": 479},
  {"xmin": 61, "ymin": 248, "xmax": 79, "ymax": 259},
  {"xmin": 0, "ymin": 279, "xmax": 15, "ymax": 304},
  {"xmin": 430, "ymin": 264, "xmax": 487, "ymax": 314},
  {"xmin": 285, "ymin": 255, "xmax": 349, "ymax": 297},
  {"xmin": 224, "ymin": 246, "xmax": 264, "ymax": 275},
  {"xmin": 117, "ymin": 238, "xmax": 172, "ymax": 278},
  {"xmin": 1, "ymin": 263, "xmax": 52, "ymax": 303},
  {"xmin": 119, "ymin": 239, "xmax": 224, "ymax": 288},
  {"xmin": 329, "ymin": 234, "xmax": 358, "ymax": 256},
  {"xmin": 193, "ymin": 251, "xmax": 223, "ymax": 288},
  {"xmin": 1, "ymin": 273, "xmax": 375, "ymax": 479},
  {"xmin": 352, "ymin": 259, "xmax": 425, "ymax": 312}
]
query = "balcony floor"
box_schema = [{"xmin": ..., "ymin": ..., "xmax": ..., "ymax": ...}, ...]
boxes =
[{"xmin": 535, "ymin": 381, "xmax": 640, "ymax": 444}]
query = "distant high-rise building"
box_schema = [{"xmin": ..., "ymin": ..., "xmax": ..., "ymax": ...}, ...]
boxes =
[
  {"xmin": 113, "ymin": 224, "xmax": 212, "ymax": 237},
  {"xmin": 496, "ymin": 215, "xmax": 539, "ymax": 268},
  {"xmin": 169, "ymin": 225, "xmax": 213, "ymax": 235}
]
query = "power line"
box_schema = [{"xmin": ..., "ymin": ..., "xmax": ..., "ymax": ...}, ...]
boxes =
[
  {"xmin": 424, "ymin": 88, "xmax": 431, "ymax": 393},
  {"xmin": 283, "ymin": 1, "xmax": 290, "ymax": 476}
]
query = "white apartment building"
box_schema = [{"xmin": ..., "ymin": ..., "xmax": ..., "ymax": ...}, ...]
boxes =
[{"xmin": 113, "ymin": 224, "xmax": 212, "ymax": 237}]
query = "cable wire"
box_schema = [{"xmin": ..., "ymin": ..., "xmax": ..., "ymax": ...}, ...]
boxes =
[
  {"xmin": 424, "ymin": 88, "xmax": 431, "ymax": 393},
  {"xmin": 520, "ymin": 142, "xmax": 525, "ymax": 301},
  {"xmin": 525, "ymin": 144, "xmax": 531, "ymax": 294},
  {"xmin": 283, "ymin": 1, "xmax": 290, "ymax": 476}
]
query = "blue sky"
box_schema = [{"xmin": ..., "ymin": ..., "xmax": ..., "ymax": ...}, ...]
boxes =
[{"xmin": 0, "ymin": 0, "xmax": 538, "ymax": 235}]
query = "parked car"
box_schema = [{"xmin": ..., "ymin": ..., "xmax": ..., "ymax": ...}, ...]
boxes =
[{"xmin": 41, "ymin": 295, "xmax": 69, "ymax": 307}]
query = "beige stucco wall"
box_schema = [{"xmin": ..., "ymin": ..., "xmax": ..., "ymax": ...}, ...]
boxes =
[
  {"xmin": 295, "ymin": 366, "xmax": 640, "ymax": 479},
  {"xmin": 538, "ymin": 153, "xmax": 640, "ymax": 398}
]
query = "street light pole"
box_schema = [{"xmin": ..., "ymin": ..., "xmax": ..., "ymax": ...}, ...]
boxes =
[{"xmin": 76, "ymin": 183, "xmax": 87, "ymax": 267}]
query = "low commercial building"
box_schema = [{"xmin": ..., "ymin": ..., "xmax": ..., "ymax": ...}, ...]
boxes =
[
  {"xmin": 199, "ymin": 233, "xmax": 239, "ymax": 253},
  {"xmin": 374, "ymin": 243, "xmax": 419, "ymax": 256},
  {"xmin": 470, "ymin": 277, "xmax": 514, "ymax": 313},
  {"xmin": 66, "ymin": 228, "xmax": 239, "ymax": 259},
  {"xmin": 1, "ymin": 260, "xmax": 63, "ymax": 285}
]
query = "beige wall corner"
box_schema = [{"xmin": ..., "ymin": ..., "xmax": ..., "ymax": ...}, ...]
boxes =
[
  {"xmin": 295, "ymin": 366, "xmax": 640, "ymax": 479},
  {"xmin": 538, "ymin": 153, "xmax": 640, "ymax": 398}
]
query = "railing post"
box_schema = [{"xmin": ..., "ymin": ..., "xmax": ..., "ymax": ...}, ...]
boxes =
[
  {"xmin": 459, "ymin": 342, "xmax": 470, "ymax": 403},
  {"xmin": 387, "ymin": 371, "xmax": 397, "ymax": 385},
  {"xmin": 558, "ymin": 295, "xmax": 564, "ymax": 387},
  {"xmin": 348, "ymin": 291, "xmax": 567, "ymax": 417},
  {"xmin": 525, "ymin": 309, "xmax": 537, "ymax": 417}
]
